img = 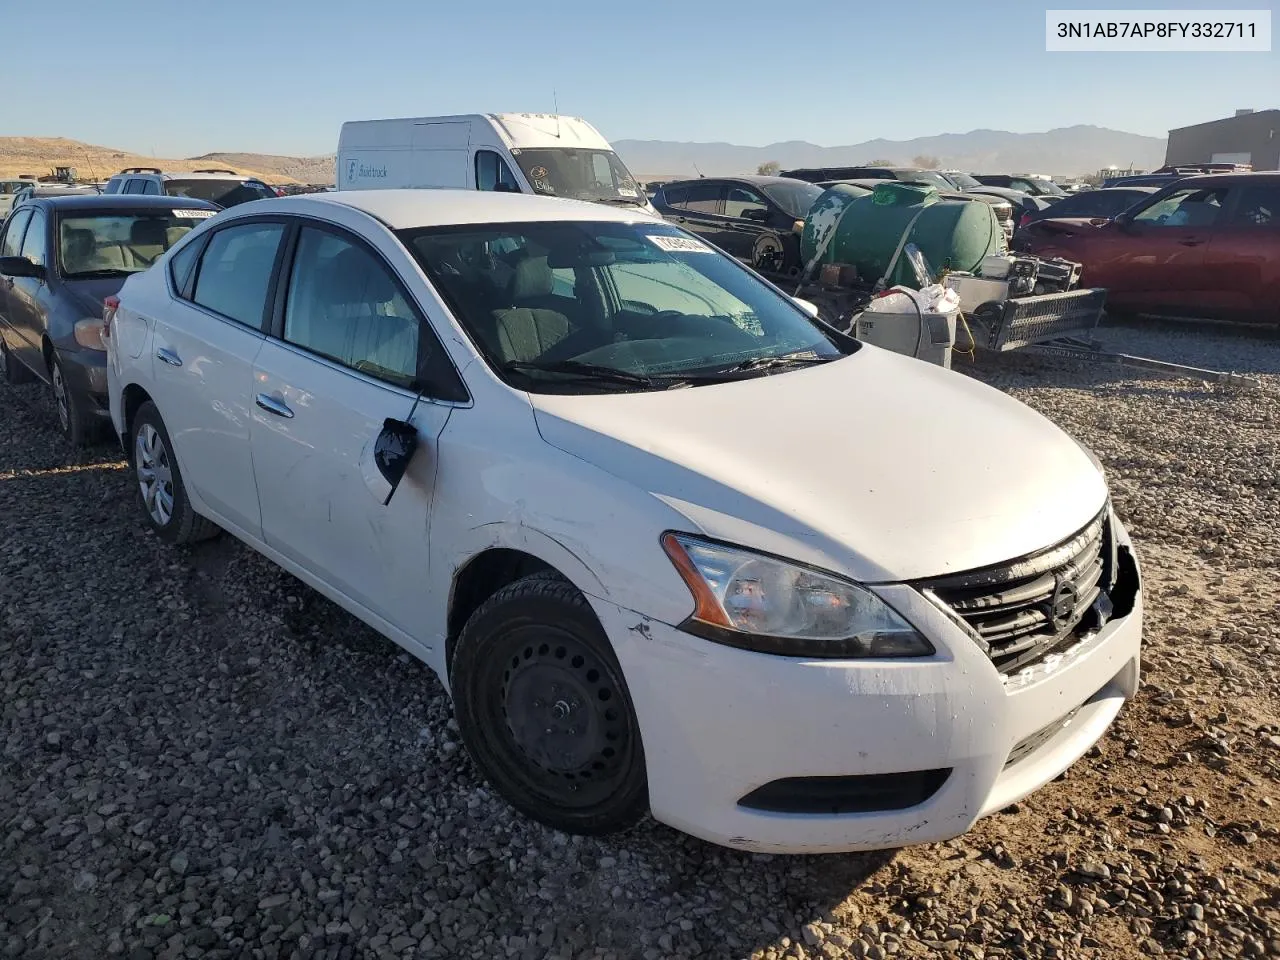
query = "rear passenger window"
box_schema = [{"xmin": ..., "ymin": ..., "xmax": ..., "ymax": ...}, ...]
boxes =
[
  {"xmin": 282, "ymin": 227, "xmax": 420, "ymax": 387},
  {"xmin": 662, "ymin": 186, "xmax": 688, "ymax": 208},
  {"xmin": 683, "ymin": 182, "xmax": 723, "ymax": 214},
  {"xmin": 168, "ymin": 236, "xmax": 205, "ymax": 299},
  {"xmin": 142, "ymin": 180, "xmax": 163, "ymax": 196},
  {"xmin": 1227, "ymin": 185, "xmax": 1280, "ymax": 227},
  {"xmin": 190, "ymin": 222, "xmax": 284, "ymax": 329}
]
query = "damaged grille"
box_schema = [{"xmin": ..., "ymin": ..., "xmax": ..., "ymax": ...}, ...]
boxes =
[{"xmin": 919, "ymin": 510, "xmax": 1115, "ymax": 676}]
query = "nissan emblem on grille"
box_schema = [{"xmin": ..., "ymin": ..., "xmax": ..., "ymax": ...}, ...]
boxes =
[
  {"xmin": 1048, "ymin": 577, "xmax": 1080, "ymax": 633},
  {"xmin": 917, "ymin": 510, "xmax": 1117, "ymax": 676}
]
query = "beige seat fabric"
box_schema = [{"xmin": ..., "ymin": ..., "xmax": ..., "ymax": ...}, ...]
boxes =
[
  {"xmin": 128, "ymin": 219, "xmax": 169, "ymax": 266},
  {"xmin": 491, "ymin": 307, "xmax": 571, "ymax": 363},
  {"xmin": 62, "ymin": 228, "xmax": 125, "ymax": 273}
]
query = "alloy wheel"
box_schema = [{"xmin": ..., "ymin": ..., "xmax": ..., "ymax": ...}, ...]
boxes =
[{"xmin": 135, "ymin": 423, "xmax": 174, "ymax": 526}]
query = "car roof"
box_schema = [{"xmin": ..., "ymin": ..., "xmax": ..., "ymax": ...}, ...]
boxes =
[
  {"xmin": 662, "ymin": 175, "xmax": 810, "ymax": 188},
  {"xmin": 243, "ymin": 189, "xmax": 654, "ymax": 230},
  {"xmin": 26, "ymin": 194, "xmax": 222, "ymax": 211},
  {"xmin": 109, "ymin": 170, "xmax": 262, "ymax": 181},
  {"xmin": 1162, "ymin": 170, "xmax": 1280, "ymax": 187}
]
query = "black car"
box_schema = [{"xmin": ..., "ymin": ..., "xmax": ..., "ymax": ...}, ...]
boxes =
[
  {"xmin": 973, "ymin": 174, "xmax": 1066, "ymax": 199},
  {"xmin": 0, "ymin": 194, "xmax": 220, "ymax": 444},
  {"xmin": 783, "ymin": 165, "xmax": 958, "ymax": 192},
  {"xmin": 1017, "ymin": 186, "xmax": 1158, "ymax": 229},
  {"xmin": 650, "ymin": 176, "xmax": 824, "ymax": 273}
]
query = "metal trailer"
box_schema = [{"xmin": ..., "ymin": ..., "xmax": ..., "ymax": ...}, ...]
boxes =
[{"xmin": 768, "ymin": 258, "xmax": 1262, "ymax": 391}]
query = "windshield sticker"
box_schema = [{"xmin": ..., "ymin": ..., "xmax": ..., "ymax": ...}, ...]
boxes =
[
  {"xmin": 647, "ymin": 235, "xmax": 713, "ymax": 254},
  {"xmin": 530, "ymin": 166, "xmax": 549, "ymax": 181},
  {"xmin": 172, "ymin": 209, "xmax": 216, "ymax": 219},
  {"xmin": 616, "ymin": 185, "xmax": 638, "ymax": 197}
]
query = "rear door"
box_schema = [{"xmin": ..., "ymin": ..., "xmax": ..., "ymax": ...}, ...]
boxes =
[
  {"xmin": 249, "ymin": 220, "xmax": 463, "ymax": 640},
  {"xmin": 1201, "ymin": 181, "xmax": 1280, "ymax": 322},
  {"xmin": 148, "ymin": 218, "xmax": 286, "ymax": 538},
  {"xmin": 667, "ymin": 181, "xmax": 729, "ymax": 252}
]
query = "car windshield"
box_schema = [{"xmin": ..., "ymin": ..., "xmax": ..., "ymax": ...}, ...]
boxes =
[
  {"xmin": 164, "ymin": 179, "xmax": 275, "ymax": 207},
  {"xmin": 945, "ymin": 172, "xmax": 982, "ymax": 190},
  {"xmin": 760, "ymin": 180, "xmax": 823, "ymax": 219},
  {"xmin": 400, "ymin": 221, "xmax": 852, "ymax": 394},
  {"xmin": 57, "ymin": 211, "xmax": 209, "ymax": 277},
  {"xmin": 511, "ymin": 149, "xmax": 646, "ymax": 206}
]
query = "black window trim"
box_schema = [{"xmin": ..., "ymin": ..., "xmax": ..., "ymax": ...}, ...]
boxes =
[
  {"xmin": 18, "ymin": 206, "xmax": 49, "ymax": 266},
  {"xmin": 180, "ymin": 214, "xmax": 291, "ymax": 334},
  {"xmin": 1, "ymin": 207, "xmax": 34, "ymax": 259},
  {"xmin": 264, "ymin": 215, "xmax": 470, "ymax": 405},
  {"xmin": 165, "ymin": 228, "xmax": 212, "ymax": 300}
]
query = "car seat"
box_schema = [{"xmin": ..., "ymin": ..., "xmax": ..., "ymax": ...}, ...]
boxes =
[
  {"xmin": 61, "ymin": 227, "xmax": 125, "ymax": 273},
  {"xmin": 129, "ymin": 219, "xmax": 169, "ymax": 266},
  {"xmin": 488, "ymin": 255, "xmax": 573, "ymax": 363},
  {"xmin": 294, "ymin": 247, "xmax": 418, "ymax": 380}
]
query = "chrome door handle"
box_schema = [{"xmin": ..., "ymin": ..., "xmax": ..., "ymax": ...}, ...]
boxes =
[
  {"xmin": 156, "ymin": 347, "xmax": 182, "ymax": 366},
  {"xmin": 255, "ymin": 393, "xmax": 294, "ymax": 418}
]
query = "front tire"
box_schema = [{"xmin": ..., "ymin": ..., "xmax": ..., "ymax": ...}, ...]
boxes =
[
  {"xmin": 451, "ymin": 573, "xmax": 649, "ymax": 835},
  {"xmin": 50, "ymin": 353, "xmax": 95, "ymax": 447},
  {"xmin": 129, "ymin": 401, "xmax": 219, "ymax": 544}
]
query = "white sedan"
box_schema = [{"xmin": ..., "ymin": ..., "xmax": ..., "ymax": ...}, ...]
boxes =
[{"xmin": 104, "ymin": 189, "xmax": 1142, "ymax": 853}]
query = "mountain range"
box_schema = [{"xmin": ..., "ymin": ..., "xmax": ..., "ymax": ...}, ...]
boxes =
[{"xmin": 612, "ymin": 125, "xmax": 1168, "ymax": 179}]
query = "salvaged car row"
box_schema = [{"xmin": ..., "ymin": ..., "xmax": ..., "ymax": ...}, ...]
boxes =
[{"xmin": 26, "ymin": 108, "xmax": 1278, "ymax": 854}]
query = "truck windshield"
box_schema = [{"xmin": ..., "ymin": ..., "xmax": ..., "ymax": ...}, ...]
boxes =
[
  {"xmin": 400, "ymin": 220, "xmax": 851, "ymax": 394},
  {"xmin": 512, "ymin": 149, "xmax": 646, "ymax": 206}
]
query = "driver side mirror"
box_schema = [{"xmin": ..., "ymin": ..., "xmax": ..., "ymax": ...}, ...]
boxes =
[
  {"xmin": 741, "ymin": 208, "xmax": 769, "ymax": 222},
  {"xmin": 0, "ymin": 256, "xmax": 44, "ymax": 279}
]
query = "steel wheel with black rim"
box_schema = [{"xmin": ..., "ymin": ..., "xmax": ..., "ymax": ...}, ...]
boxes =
[
  {"xmin": 49, "ymin": 354, "xmax": 92, "ymax": 445},
  {"xmin": 451, "ymin": 572, "xmax": 649, "ymax": 835},
  {"xmin": 128, "ymin": 401, "xmax": 219, "ymax": 545}
]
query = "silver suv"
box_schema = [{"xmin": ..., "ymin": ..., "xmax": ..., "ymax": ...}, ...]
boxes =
[{"xmin": 102, "ymin": 168, "xmax": 277, "ymax": 209}]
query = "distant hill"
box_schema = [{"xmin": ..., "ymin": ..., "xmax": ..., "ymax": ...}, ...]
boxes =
[
  {"xmin": 190, "ymin": 152, "xmax": 335, "ymax": 185},
  {"xmin": 614, "ymin": 125, "xmax": 1168, "ymax": 179},
  {"xmin": 0, "ymin": 137, "xmax": 302, "ymax": 184}
]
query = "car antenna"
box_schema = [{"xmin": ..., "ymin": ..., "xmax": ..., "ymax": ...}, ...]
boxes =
[
  {"xmin": 553, "ymin": 91, "xmax": 561, "ymax": 138},
  {"xmin": 373, "ymin": 381, "xmax": 429, "ymax": 506},
  {"xmin": 692, "ymin": 160, "xmax": 704, "ymax": 178}
]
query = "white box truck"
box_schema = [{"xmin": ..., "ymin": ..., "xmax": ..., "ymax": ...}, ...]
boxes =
[{"xmin": 337, "ymin": 113, "xmax": 657, "ymax": 216}]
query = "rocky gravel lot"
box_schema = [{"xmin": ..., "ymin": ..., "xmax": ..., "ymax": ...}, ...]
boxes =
[{"xmin": 2, "ymin": 321, "xmax": 1279, "ymax": 960}]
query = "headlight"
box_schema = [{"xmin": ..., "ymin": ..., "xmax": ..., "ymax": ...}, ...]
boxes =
[
  {"xmin": 660, "ymin": 533, "xmax": 933, "ymax": 658},
  {"xmin": 74, "ymin": 318, "xmax": 106, "ymax": 351}
]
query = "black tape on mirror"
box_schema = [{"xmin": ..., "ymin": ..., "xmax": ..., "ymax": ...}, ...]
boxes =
[{"xmin": 375, "ymin": 417, "xmax": 419, "ymax": 506}]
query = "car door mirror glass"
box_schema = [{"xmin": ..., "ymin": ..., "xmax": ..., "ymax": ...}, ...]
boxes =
[{"xmin": 0, "ymin": 255, "xmax": 42, "ymax": 278}]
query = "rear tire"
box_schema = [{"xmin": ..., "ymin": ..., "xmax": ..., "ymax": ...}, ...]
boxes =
[
  {"xmin": 129, "ymin": 401, "xmax": 219, "ymax": 544},
  {"xmin": 451, "ymin": 572, "xmax": 649, "ymax": 836}
]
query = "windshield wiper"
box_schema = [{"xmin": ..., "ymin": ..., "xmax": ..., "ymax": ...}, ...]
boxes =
[
  {"xmin": 504, "ymin": 359, "xmax": 658, "ymax": 387},
  {"xmin": 64, "ymin": 268, "xmax": 134, "ymax": 279},
  {"xmin": 596, "ymin": 196, "xmax": 646, "ymax": 206},
  {"xmin": 718, "ymin": 353, "xmax": 837, "ymax": 375}
]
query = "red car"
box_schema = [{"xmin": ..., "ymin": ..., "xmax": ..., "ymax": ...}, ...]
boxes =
[{"xmin": 1022, "ymin": 172, "xmax": 1280, "ymax": 325}]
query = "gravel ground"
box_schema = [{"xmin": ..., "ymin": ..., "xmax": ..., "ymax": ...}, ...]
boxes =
[{"xmin": 2, "ymin": 321, "xmax": 1278, "ymax": 960}]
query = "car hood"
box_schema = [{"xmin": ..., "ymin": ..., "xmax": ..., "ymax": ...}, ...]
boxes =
[
  {"xmin": 530, "ymin": 347, "xmax": 1107, "ymax": 583},
  {"xmin": 63, "ymin": 275, "xmax": 130, "ymax": 315}
]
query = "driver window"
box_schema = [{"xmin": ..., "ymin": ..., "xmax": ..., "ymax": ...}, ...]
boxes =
[
  {"xmin": 1, "ymin": 209, "xmax": 32, "ymax": 257},
  {"xmin": 475, "ymin": 150, "xmax": 520, "ymax": 192},
  {"xmin": 283, "ymin": 227, "xmax": 421, "ymax": 387},
  {"xmin": 724, "ymin": 186, "xmax": 768, "ymax": 220},
  {"xmin": 1133, "ymin": 187, "xmax": 1227, "ymax": 228},
  {"xmin": 19, "ymin": 209, "xmax": 47, "ymax": 266}
]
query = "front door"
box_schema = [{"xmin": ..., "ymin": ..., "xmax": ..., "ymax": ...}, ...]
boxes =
[
  {"xmin": 148, "ymin": 219, "xmax": 286, "ymax": 539},
  {"xmin": 1105, "ymin": 184, "xmax": 1228, "ymax": 315},
  {"xmin": 720, "ymin": 184, "xmax": 771, "ymax": 261},
  {"xmin": 249, "ymin": 223, "xmax": 457, "ymax": 642},
  {"xmin": 7, "ymin": 207, "xmax": 52, "ymax": 377},
  {"xmin": 0, "ymin": 208, "xmax": 34, "ymax": 368}
]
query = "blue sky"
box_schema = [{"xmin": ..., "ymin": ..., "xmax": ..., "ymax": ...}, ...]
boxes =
[{"xmin": 1, "ymin": 0, "xmax": 1274, "ymax": 157}]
